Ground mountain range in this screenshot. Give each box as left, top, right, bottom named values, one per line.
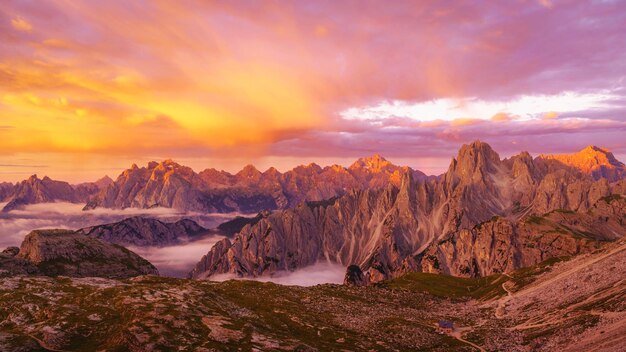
left=189, top=141, right=626, bottom=282
left=0, top=175, right=113, bottom=212
left=1, top=155, right=427, bottom=213
left=2, top=144, right=624, bottom=217
left=1, top=141, right=625, bottom=284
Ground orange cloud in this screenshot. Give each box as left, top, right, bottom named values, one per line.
left=543, top=111, right=560, bottom=119
left=491, top=112, right=512, bottom=122
left=450, top=118, right=484, bottom=126
left=10, top=17, right=32, bottom=32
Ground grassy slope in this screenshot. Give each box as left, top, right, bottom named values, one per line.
left=0, top=255, right=593, bottom=352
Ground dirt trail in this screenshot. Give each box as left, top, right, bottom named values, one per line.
left=450, top=326, right=486, bottom=352
left=495, top=278, right=513, bottom=319
left=433, top=323, right=486, bottom=352
left=27, top=334, right=68, bottom=352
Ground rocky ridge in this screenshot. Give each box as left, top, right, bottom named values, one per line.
left=77, top=216, right=208, bottom=247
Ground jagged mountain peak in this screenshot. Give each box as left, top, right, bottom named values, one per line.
left=349, top=153, right=393, bottom=172
left=326, top=164, right=350, bottom=173
left=577, top=145, right=623, bottom=164
left=457, top=140, right=500, bottom=160
left=448, top=140, right=501, bottom=181
left=153, top=159, right=186, bottom=171
left=293, top=163, right=322, bottom=173
left=538, top=145, right=625, bottom=180
left=236, top=164, right=262, bottom=179
left=159, top=158, right=179, bottom=167
left=263, top=166, right=282, bottom=176
left=581, top=145, right=610, bottom=154
left=94, top=175, right=114, bottom=188
left=240, top=164, right=260, bottom=172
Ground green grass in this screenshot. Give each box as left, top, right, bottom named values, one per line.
left=379, top=272, right=506, bottom=300
left=600, top=194, right=623, bottom=203
left=526, top=215, right=546, bottom=225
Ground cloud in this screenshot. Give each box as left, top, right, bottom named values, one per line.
left=128, top=236, right=225, bottom=278
left=537, top=0, right=553, bottom=9
left=543, top=111, right=560, bottom=119
left=491, top=113, right=513, bottom=122
left=210, top=262, right=346, bottom=287
left=340, top=92, right=618, bottom=123
left=10, top=17, right=32, bottom=32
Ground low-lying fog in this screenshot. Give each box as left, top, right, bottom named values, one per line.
left=210, top=262, right=347, bottom=286
left=0, top=202, right=346, bottom=285
left=127, top=237, right=225, bottom=277
left=0, top=202, right=235, bottom=276
left=0, top=202, right=237, bottom=248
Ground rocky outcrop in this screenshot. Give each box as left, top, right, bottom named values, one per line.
left=84, top=156, right=427, bottom=213
left=190, top=141, right=626, bottom=283
left=344, top=265, right=369, bottom=287
left=1, top=175, right=110, bottom=212
left=0, top=246, right=38, bottom=277
left=76, top=216, right=208, bottom=247
left=14, top=229, right=158, bottom=278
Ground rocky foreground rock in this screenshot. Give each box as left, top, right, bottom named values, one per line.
left=0, top=229, right=158, bottom=278
left=190, top=141, right=626, bottom=282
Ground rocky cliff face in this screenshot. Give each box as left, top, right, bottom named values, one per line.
left=0, top=182, right=14, bottom=202
left=419, top=195, right=625, bottom=277
left=13, top=229, right=158, bottom=278
left=84, top=156, right=426, bottom=213
left=76, top=217, right=208, bottom=247
left=1, top=175, right=110, bottom=212
left=190, top=141, right=626, bottom=282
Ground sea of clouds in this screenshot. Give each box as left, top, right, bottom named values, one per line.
left=0, top=202, right=346, bottom=285
left=0, top=202, right=233, bottom=276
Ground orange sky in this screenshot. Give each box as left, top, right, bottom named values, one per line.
left=1, top=1, right=625, bottom=182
